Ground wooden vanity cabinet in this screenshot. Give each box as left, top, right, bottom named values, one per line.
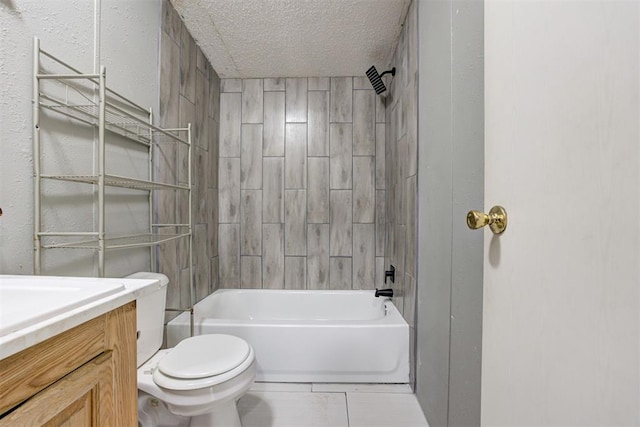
left=0, top=302, right=137, bottom=426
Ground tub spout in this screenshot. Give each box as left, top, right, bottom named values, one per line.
left=375, top=288, right=393, bottom=298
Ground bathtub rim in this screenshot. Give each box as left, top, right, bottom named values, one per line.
left=169, top=288, right=406, bottom=326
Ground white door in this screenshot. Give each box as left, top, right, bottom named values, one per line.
left=482, top=1, right=639, bottom=425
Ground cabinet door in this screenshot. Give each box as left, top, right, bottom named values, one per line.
left=0, top=352, right=114, bottom=426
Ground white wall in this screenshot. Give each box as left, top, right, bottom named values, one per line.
left=0, top=0, right=161, bottom=276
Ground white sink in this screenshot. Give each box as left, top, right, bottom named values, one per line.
left=0, top=276, right=124, bottom=337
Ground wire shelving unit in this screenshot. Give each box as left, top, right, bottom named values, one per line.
left=32, top=37, right=195, bottom=332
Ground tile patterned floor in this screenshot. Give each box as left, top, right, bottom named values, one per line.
left=238, top=383, right=429, bottom=427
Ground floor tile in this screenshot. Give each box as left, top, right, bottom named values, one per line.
left=311, top=383, right=413, bottom=394
left=238, top=391, right=348, bottom=427
left=251, top=382, right=312, bottom=392
left=347, top=393, right=429, bottom=427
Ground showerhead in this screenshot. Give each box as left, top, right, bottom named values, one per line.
left=366, top=66, right=396, bottom=94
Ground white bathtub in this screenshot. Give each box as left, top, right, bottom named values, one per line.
left=166, top=289, right=410, bottom=384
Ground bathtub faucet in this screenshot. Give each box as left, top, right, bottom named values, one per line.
left=375, top=288, right=394, bottom=298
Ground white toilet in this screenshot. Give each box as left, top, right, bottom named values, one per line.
left=129, top=272, right=256, bottom=427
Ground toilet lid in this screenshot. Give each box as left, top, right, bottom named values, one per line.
left=157, top=334, right=250, bottom=379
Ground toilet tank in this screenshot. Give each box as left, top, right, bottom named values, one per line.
left=126, top=272, right=168, bottom=367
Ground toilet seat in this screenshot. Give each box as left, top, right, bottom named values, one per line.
left=153, top=335, right=255, bottom=391
left=159, top=334, right=251, bottom=378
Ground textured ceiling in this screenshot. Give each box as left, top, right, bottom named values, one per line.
left=171, top=0, right=410, bottom=78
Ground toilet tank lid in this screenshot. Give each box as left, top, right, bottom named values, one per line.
left=125, top=272, right=169, bottom=287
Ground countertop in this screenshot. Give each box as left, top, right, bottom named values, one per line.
left=0, top=275, right=161, bottom=360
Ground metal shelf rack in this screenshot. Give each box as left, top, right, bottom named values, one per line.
left=32, top=36, right=194, bottom=323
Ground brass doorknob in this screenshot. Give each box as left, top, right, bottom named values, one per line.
left=466, top=206, right=507, bottom=234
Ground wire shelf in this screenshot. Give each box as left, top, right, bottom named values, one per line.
left=41, top=174, right=190, bottom=191
left=39, top=94, right=189, bottom=146
left=42, top=232, right=191, bottom=250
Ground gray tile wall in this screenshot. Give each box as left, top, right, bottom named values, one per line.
left=219, top=76, right=385, bottom=290
left=158, top=0, right=220, bottom=315
left=161, top=0, right=417, bottom=389
left=385, top=0, right=418, bottom=385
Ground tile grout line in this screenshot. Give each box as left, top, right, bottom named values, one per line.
left=345, top=391, right=351, bottom=427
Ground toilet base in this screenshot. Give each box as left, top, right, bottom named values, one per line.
left=189, top=401, right=241, bottom=427
left=138, top=392, right=189, bottom=427
left=138, top=391, right=241, bottom=427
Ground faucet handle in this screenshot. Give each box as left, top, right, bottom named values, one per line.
left=384, top=265, right=395, bottom=284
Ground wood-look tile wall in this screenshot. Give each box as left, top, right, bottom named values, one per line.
left=385, top=0, right=418, bottom=384
left=158, top=0, right=220, bottom=314
left=219, top=76, right=386, bottom=290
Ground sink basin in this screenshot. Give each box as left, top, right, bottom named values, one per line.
left=0, top=276, right=125, bottom=337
